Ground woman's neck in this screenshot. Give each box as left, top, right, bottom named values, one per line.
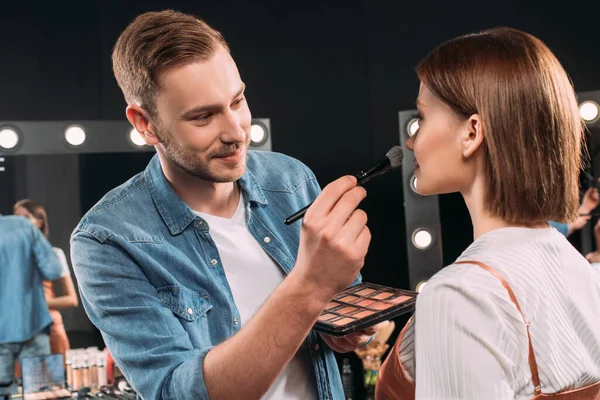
left=461, top=175, right=546, bottom=240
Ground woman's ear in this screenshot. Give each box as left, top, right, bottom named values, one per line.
left=461, top=114, right=484, bottom=158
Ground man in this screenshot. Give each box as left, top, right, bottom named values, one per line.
left=71, top=10, right=375, bottom=399
left=548, top=187, right=599, bottom=236
left=0, top=215, right=62, bottom=395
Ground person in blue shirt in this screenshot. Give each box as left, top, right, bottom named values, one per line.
left=0, top=215, right=62, bottom=395
left=71, top=10, right=376, bottom=400
left=549, top=187, right=599, bottom=236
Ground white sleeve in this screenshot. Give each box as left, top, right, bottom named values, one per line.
left=53, top=247, right=71, bottom=278
left=414, top=279, right=519, bottom=400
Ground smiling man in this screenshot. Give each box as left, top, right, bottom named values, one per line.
left=70, top=10, right=375, bottom=400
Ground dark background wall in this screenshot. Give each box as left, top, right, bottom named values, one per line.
left=1, top=0, right=598, bottom=396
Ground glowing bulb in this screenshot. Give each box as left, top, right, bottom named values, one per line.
left=580, top=101, right=599, bottom=122
left=129, top=128, right=146, bottom=146
left=410, top=175, right=419, bottom=194
left=415, top=280, right=428, bottom=293
left=407, top=119, right=419, bottom=137
left=65, top=125, right=86, bottom=146
left=250, top=124, right=266, bottom=144
left=412, top=228, right=433, bottom=249
left=0, top=128, right=19, bottom=150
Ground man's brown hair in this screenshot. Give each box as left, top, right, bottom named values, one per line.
left=417, top=27, right=584, bottom=224
left=112, top=10, right=228, bottom=116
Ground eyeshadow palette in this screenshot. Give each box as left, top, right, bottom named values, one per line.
left=312, top=282, right=417, bottom=337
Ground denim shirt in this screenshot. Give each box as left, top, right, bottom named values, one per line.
left=0, top=216, right=62, bottom=343
left=71, top=152, right=354, bottom=400
left=548, top=220, right=569, bottom=237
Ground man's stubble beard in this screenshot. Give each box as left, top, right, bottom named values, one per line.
left=156, top=124, right=248, bottom=183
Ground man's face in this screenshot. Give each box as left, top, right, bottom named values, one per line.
left=152, top=45, right=252, bottom=183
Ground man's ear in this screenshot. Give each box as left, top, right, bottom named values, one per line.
left=126, top=105, right=160, bottom=146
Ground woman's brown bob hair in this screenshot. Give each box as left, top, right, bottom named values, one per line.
left=417, top=27, right=584, bottom=224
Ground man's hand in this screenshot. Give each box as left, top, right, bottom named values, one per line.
left=580, top=187, right=600, bottom=215
left=571, top=188, right=600, bottom=233
left=570, top=214, right=592, bottom=232
left=320, top=325, right=379, bottom=353
left=294, top=176, right=371, bottom=303
left=585, top=251, right=600, bottom=263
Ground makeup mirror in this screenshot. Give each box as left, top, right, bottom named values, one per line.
left=0, top=118, right=271, bottom=347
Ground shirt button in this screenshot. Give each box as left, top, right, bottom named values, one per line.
left=233, top=317, right=239, bottom=325
left=187, top=308, right=193, bottom=315
left=211, top=259, right=218, bottom=265
left=314, top=344, right=320, bottom=351
left=264, top=237, right=271, bottom=244
left=195, top=220, right=203, bottom=227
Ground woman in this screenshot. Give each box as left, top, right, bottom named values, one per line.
left=14, top=200, right=78, bottom=360
left=376, top=28, right=600, bottom=399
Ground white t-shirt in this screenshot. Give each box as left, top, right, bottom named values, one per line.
left=195, top=195, right=317, bottom=400
left=53, top=247, right=71, bottom=278
left=399, top=227, right=600, bottom=399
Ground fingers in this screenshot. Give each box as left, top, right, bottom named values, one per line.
left=361, top=326, right=378, bottom=336
left=339, top=209, right=368, bottom=244
left=355, top=226, right=372, bottom=255
left=320, top=335, right=348, bottom=353
left=304, top=176, right=357, bottom=223
left=340, top=334, right=372, bottom=350
left=325, top=186, right=367, bottom=232
left=321, top=333, right=373, bottom=353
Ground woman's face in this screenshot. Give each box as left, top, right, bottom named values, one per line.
left=14, top=206, right=43, bottom=229
left=406, top=83, right=477, bottom=195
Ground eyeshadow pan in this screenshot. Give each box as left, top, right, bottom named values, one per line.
left=389, top=295, right=411, bottom=304
left=338, top=295, right=359, bottom=303
left=372, top=292, right=394, bottom=300
left=333, top=317, right=356, bottom=326
left=370, top=302, right=393, bottom=310
left=354, top=310, right=375, bottom=318
left=356, top=288, right=376, bottom=296
left=314, top=282, right=417, bottom=337
left=356, top=299, right=375, bottom=307
left=318, top=313, right=337, bottom=322
left=337, top=306, right=358, bottom=314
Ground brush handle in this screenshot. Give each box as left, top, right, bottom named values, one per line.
left=283, top=203, right=311, bottom=225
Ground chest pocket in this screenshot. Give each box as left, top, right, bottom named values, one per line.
left=157, top=285, right=212, bottom=322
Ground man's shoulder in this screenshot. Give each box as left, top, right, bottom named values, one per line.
left=0, top=215, right=31, bottom=231
left=246, top=151, right=318, bottom=192
left=0, top=216, right=35, bottom=249
left=73, top=172, right=152, bottom=241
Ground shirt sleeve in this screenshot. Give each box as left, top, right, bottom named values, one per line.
left=71, top=230, right=214, bottom=400
left=30, top=221, right=62, bottom=280
left=53, top=247, right=71, bottom=278
left=413, top=280, right=517, bottom=400
left=548, top=221, right=569, bottom=237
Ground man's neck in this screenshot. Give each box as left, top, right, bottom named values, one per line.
left=159, top=155, right=241, bottom=219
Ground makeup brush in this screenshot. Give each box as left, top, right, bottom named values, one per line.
left=284, top=146, right=404, bottom=225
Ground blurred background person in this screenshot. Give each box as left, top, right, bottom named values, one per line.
left=0, top=214, right=62, bottom=396
left=14, top=200, right=78, bottom=361
left=548, top=187, right=599, bottom=236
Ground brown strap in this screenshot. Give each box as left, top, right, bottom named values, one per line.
left=376, top=316, right=416, bottom=400
left=455, top=260, right=542, bottom=396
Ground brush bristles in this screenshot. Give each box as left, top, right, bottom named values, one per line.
left=385, top=146, right=404, bottom=168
